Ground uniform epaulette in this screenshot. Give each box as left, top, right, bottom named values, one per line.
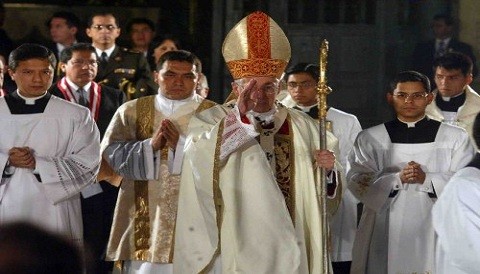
left=120, top=47, right=141, bottom=54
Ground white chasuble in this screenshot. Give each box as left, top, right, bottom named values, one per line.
left=348, top=123, right=474, bottom=274
left=0, top=96, right=100, bottom=245
left=174, top=103, right=342, bottom=274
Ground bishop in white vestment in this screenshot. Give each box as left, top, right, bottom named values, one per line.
left=174, top=11, right=342, bottom=274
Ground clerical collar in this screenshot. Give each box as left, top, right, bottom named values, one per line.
left=16, top=90, right=48, bottom=105
left=385, top=116, right=441, bottom=143
left=295, top=103, right=317, bottom=112
left=441, top=89, right=464, bottom=102
left=5, top=90, right=51, bottom=114
left=95, top=45, right=115, bottom=59
left=436, top=90, right=466, bottom=111
left=397, top=115, right=426, bottom=128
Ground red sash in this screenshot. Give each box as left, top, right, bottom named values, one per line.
left=56, top=77, right=102, bottom=121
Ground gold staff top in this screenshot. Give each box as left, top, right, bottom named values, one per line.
left=317, top=39, right=332, bottom=120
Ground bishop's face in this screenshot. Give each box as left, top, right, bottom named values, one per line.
left=9, top=58, right=54, bottom=98
left=233, top=76, right=279, bottom=113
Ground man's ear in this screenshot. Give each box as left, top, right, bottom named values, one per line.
left=426, top=92, right=434, bottom=105
left=86, top=27, right=92, bottom=38
left=466, top=73, right=474, bottom=86
left=7, top=69, right=15, bottom=81
left=386, top=92, right=393, bottom=105
left=60, top=62, right=67, bottom=73
left=70, top=26, right=78, bottom=36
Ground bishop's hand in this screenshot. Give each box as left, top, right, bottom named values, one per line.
left=314, top=149, right=335, bottom=172
left=236, top=79, right=257, bottom=116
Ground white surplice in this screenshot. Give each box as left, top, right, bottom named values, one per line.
left=327, top=107, right=362, bottom=263
left=347, top=123, right=475, bottom=274
left=432, top=166, right=480, bottom=274
left=0, top=95, right=100, bottom=244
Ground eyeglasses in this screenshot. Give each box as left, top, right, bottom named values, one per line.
left=70, top=59, right=99, bottom=67
left=237, top=83, right=278, bottom=95
left=392, top=92, right=428, bottom=101
left=287, top=81, right=316, bottom=89
left=91, top=24, right=117, bottom=31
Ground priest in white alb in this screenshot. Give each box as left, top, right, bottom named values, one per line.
left=0, top=43, right=100, bottom=247
left=348, top=71, right=475, bottom=274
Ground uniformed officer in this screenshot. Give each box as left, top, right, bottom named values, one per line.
left=86, top=12, right=157, bottom=100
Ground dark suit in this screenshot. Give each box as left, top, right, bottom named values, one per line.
left=50, top=82, right=125, bottom=138
left=44, top=41, right=61, bottom=60
left=50, top=82, right=125, bottom=274
left=95, top=46, right=157, bottom=101
left=412, top=38, right=478, bottom=86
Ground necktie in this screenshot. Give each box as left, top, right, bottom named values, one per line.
left=436, top=40, right=446, bottom=57
left=100, top=52, right=108, bottom=70
left=77, top=88, right=88, bottom=107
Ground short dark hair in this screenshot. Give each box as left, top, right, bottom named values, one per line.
left=0, top=222, right=83, bottom=274
left=389, top=71, right=431, bottom=93
left=8, top=43, right=57, bottom=71
left=433, top=13, right=454, bottom=26
left=46, top=11, right=81, bottom=29
left=284, top=62, right=319, bottom=82
left=434, top=51, right=473, bottom=76
left=60, top=43, right=96, bottom=63
left=126, top=17, right=155, bottom=33
left=473, top=113, right=480, bottom=148
left=87, top=12, right=118, bottom=28
left=157, top=50, right=197, bottom=71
